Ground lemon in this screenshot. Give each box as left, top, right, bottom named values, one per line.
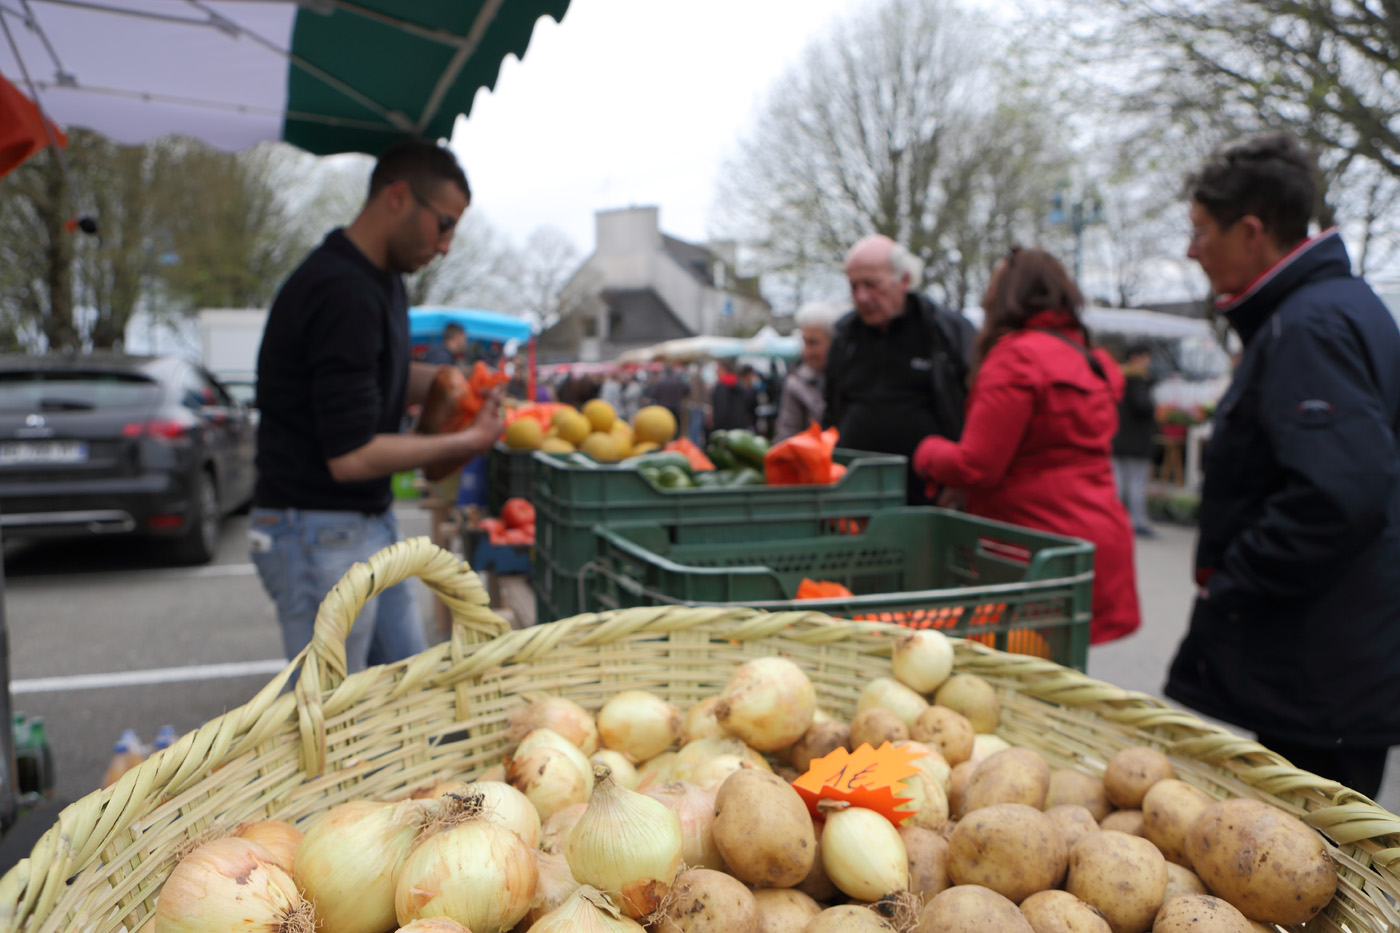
left=540, top=436, right=576, bottom=454
left=633, top=405, right=678, bottom=445
left=552, top=407, right=592, bottom=445
left=610, top=419, right=634, bottom=456
left=583, top=398, right=617, bottom=433
left=630, top=441, right=661, bottom=455
left=580, top=431, right=624, bottom=463
left=503, top=417, right=544, bottom=450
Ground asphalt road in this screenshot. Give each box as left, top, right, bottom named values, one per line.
left=0, top=510, right=1393, bottom=874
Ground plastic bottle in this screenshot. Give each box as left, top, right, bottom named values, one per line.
left=101, top=729, right=147, bottom=789
left=152, top=725, right=178, bottom=753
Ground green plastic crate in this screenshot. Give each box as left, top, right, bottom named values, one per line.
left=488, top=444, right=534, bottom=515
left=391, top=470, right=421, bottom=501
left=587, top=507, right=1095, bottom=670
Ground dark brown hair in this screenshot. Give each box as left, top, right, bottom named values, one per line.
left=1185, top=132, right=1314, bottom=247
left=976, top=247, right=1087, bottom=363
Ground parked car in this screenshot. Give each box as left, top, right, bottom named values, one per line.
left=0, top=354, right=256, bottom=564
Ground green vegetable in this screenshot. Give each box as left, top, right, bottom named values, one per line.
left=706, top=431, right=738, bottom=470
left=725, top=430, right=770, bottom=470
left=726, top=466, right=767, bottom=486
left=622, top=451, right=693, bottom=475
left=692, top=471, right=727, bottom=488
left=654, top=464, right=693, bottom=489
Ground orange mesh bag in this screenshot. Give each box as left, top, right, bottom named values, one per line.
left=795, top=578, right=854, bottom=600
left=765, top=423, right=841, bottom=486
left=417, top=362, right=510, bottom=480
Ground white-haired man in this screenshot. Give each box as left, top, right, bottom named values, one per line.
left=774, top=299, right=846, bottom=440
left=823, top=234, right=975, bottom=504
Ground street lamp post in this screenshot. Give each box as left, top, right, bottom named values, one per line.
left=1049, top=184, right=1104, bottom=284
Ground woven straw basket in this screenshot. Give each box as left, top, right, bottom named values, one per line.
left=1, top=537, right=1397, bottom=933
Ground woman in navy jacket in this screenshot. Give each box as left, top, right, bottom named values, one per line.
left=1165, top=134, right=1400, bottom=798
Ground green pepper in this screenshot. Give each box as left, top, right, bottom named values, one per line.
left=726, top=466, right=766, bottom=486
left=692, top=470, right=727, bottom=488
left=622, top=451, right=693, bottom=475
left=638, top=466, right=663, bottom=489
left=655, top=464, right=693, bottom=489
left=725, top=430, right=770, bottom=470
left=706, top=431, right=738, bottom=470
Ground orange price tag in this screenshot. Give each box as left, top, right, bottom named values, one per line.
left=790, top=742, right=924, bottom=826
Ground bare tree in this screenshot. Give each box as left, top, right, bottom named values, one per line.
left=716, top=0, right=1071, bottom=310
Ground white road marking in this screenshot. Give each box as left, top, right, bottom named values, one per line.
left=12, top=659, right=290, bottom=694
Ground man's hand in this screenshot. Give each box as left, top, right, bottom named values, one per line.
left=457, top=386, right=506, bottom=458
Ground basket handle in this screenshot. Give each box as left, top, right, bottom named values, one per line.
left=298, top=536, right=508, bottom=696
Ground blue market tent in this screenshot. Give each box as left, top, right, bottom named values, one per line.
left=409, top=307, right=534, bottom=346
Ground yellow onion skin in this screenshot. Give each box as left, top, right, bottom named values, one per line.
left=529, top=885, right=647, bottom=932
left=233, top=819, right=302, bottom=876
left=715, top=657, right=816, bottom=751
left=566, top=768, right=684, bottom=918
left=395, top=819, right=537, bottom=933
left=508, top=696, right=599, bottom=754
left=154, top=837, right=309, bottom=933
left=295, top=800, right=427, bottom=933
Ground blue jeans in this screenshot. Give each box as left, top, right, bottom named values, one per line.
left=248, top=508, right=427, bottom=673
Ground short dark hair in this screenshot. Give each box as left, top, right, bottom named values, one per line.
left=443, top=323, right=465, bottom=340
left=1185, top=133, right=1314, bottom=247
left=1126, top=343, right=1152, bottom=359
left=977, top=247, right=1086, bottom=362
left=369, top=137, right=471, bottom=202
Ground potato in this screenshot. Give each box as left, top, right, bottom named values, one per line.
left=1066, top=830, right=1168, bottom=933
left=1046, top=769, right=1112, bottom=821
left=899, top=824, right=950, bottom=901
left=752, top=888, right=821, bottom=933
left=948, top=760, right=976, bottom=819
left=1185, top=799, right=1337, bottom=925
left=794, top=831, right=839, bottom=902
left=712, top=770, right=816, bottom=887
left=1045, top=804, right=1100, bottom=852
left=805, top=905, right=895, bottom=931
left=1103, top=748, right=1175, bottom=809
left=1020, top=889, right=1112, bottom=933
left=849, top=708, right=909, bottom=749
left=1100, top=809, right=1145, bottom=836
left=789, top=721, right=850, bottom=773
left=934, top=674, right=1000, bottom=733
left=1162, top=862, right=1209, bottom=903
left=1141, top=780, right=1212, bottom=867
left=918, top=885, right=1033, bottom=933
left=1151, top=894, right=1251, bottom=933
left=963, top=747, right=1051, bottom=812
left=910, top=706, right=976, bottom=764
left=652, top=869, right=759, bottom=933
left=948, top=803, right=1067, bottom=903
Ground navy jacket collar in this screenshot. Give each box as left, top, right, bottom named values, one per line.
left=1218, top=228, right=1353, bottom=345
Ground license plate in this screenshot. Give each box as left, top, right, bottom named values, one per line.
left=0, top=441, right=89, bottom=465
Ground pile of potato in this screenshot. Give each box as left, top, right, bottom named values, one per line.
left=152, top=630, right=1343, bottom=933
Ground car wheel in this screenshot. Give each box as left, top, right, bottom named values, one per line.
left=172, top=470, right=220, bottom=565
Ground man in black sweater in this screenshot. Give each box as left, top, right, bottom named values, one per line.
left=250, top=138, right=503, bottom=672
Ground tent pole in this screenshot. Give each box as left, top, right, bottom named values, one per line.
left=527, top=337, right=537, bottom=402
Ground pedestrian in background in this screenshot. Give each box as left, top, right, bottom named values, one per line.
left=1113, top=344, right=1159, bottom=538
left=1164, top=133, right=1400, bottom=798
left=709, top=358, right=757, bottom=434
left=775, top=299, right=845, bottom=440
left=913, top=247, right=1141, bottom=645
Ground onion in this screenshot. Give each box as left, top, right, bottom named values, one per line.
left=508, top=696, right=599, bottom=754
left=821, top=806, right=909, bottom=901
left=523, top=848, right=581, bottom=926
left=394, top=802, right=537, bottom=932
left=155, top=836, right=313, bottom=933
left=566, top=766, right=683, bottom=918
left=682, top=696, right=729, bottom=743
left=515, top=728, right=595, bottom=795
left=651, top=868, right=760, bottom=933
left=591, top=749, right=639, bottom=789
left=894, top=768, right=949, bottom=830
left=478, top=762, right=507, bottom=782
left=891, top=630, right=954, bottom=694
left=790, top=720, right=851, bottom=773
left=895, top=740, right=952, bottom=792
left=296, top=799, right=430, bottom=933
left=507, top=746, right=590, bottom=821
left=714, top=657, right=816, bottom=751
left=969, top=733, right=1011, bottom=764
left=597, top=690, right=682, bottom=761
left=672, top=737, right=771, bottom=786
left=539, top=801, right=588, bottom=853
left=447, top=780, right=541, bottom=847
left=856, top=677, right=929, bottom=728
left=395, top=921, right=471, bottom=933
left=642, top=781, right=724, bottom=870
left=528, top=885, right=646, bottom=932
left=636, top=750, right=678, bottom=789
left=233, top=819, right=301, bottom=876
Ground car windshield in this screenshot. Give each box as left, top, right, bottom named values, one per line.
left=0, top=371, right=162, bottom=412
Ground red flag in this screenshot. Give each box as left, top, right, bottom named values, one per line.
left=0, top=73, right=67, bottom=179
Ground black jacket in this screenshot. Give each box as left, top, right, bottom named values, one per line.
left=1112, top=373, right=1156, bottom=459
left=1164, top=231, right=1400, bottom=748
left=823, top=293, right=976, bottom=442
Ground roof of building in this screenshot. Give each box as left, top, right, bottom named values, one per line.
left=600, top=287, right=694, bottom=342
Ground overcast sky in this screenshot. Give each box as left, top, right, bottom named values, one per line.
left=450, top=0, right=1011, bottom=255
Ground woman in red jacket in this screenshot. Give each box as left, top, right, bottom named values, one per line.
left=914, top=248, right=1141, bottom=644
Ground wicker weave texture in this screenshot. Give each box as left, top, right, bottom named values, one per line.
left=0, top=538, right=1396, bottom=933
